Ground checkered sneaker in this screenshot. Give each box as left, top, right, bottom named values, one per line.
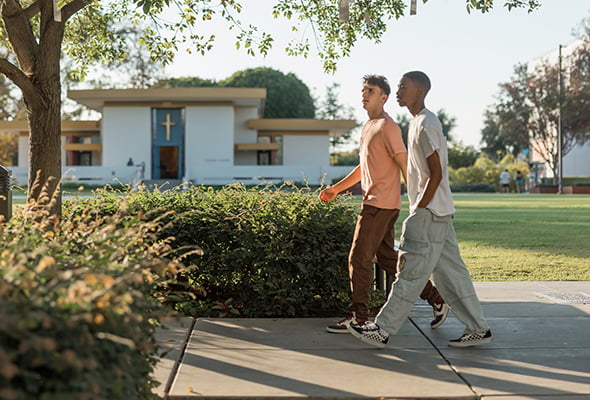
left=448, top=329, right=493, bottom=348
left=347, top=320, right=389, bottom=349
left=326, top=313, right=357, bottom=334
left=430, top=302, right=450, bottom=329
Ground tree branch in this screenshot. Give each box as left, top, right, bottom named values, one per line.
left=1, top=0, right=38, bottom=76
left=0, top=57, right=36, bottom=97
left=22, top=0, right=41, bottom=19
left=60, top=0, right=92, bottom=22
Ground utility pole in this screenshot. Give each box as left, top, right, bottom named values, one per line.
left=557, top=44, right=564, bottom=194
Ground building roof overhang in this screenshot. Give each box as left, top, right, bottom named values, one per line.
left=248, top=118, right=357, bottom=137
left=67, top=87, right=267, bottom=113
left=0, top=120, right=100, bottom=135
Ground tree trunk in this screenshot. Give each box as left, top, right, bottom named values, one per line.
left=24, top=0, right=64, bottom=219
left=25, top=76, right=62, bottom=217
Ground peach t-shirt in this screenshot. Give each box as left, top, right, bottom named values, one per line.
left=359, top=112, right=406, bottom=209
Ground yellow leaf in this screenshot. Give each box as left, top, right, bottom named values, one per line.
left=84, top=273, right=98, bottom=285
left=36, top=256, right=56, bottom=273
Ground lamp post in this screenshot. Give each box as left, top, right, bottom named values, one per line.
left=557, top=44, right=564, bottom=194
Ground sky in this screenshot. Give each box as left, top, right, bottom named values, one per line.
left=166, top=0, right=590, bottom=150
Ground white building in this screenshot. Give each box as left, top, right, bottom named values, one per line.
left=2, top=87, right=356, bottom=187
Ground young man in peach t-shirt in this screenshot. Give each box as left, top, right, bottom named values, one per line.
left=319, top=75, right=448, bottom=333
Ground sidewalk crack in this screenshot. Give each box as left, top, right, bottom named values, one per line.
left=408, top=316, right=480, bottom=399
left=163, top=317, right=196, bottom=399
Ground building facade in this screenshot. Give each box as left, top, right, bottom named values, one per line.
left=2, top=87, right=357, bottom=187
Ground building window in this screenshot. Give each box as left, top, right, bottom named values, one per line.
left=257, top=151, right=271, bottom=165
left=257, top=135, right=283, bottom=165
left=66, top=151, right=92, bottom=166
left=79, top=151, right=92, bottom=166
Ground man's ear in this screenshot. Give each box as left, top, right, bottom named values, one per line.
left=418, top=87, right=427, bottom=99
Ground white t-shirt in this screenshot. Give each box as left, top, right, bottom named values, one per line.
left=407, top=108, right=455, bottom=216
left=500, top=171, right=510, bottom=185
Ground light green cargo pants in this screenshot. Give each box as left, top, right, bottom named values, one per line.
left=375, top=207, right=490, bottom=335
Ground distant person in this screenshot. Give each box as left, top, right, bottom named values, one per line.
left=515, top=170, right=524, bottom=193
left=319, top=74, right=449, bottom=335
left=127, top=157, right=134, bottom=166
left=500, top=169, right=510, bottom=193
left=138, top=161, right=145, bottom=180
left=348, top=71, right=491, bottom=348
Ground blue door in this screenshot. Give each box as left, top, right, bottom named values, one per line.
left=152, top=108, right=184, bottom=179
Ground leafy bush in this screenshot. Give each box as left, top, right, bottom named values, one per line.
left=68, top=183, right=357, bottom=318
left=0, top=201, right=182, bottom=400
left=449, top=154, right=530, bottom=191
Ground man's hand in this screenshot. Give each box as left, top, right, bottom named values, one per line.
left=318, top=165, right=360, bottom=203
left=318, top=187, right=338, bottom=203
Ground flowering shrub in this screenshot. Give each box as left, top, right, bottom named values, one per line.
left=0, top=201, right=183, bottom=400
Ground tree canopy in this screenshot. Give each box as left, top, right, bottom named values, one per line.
left=0, top=0, right=543, bottom=217
left=155, top=67, right=316, bottom=118
left=314, top=82, right=358, bottom=151
left=221, top=68, right=315, bottom=118
left=481, top=19, right=590, bottom=177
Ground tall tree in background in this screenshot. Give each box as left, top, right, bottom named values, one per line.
left=315, top=82, right=357, bottom=151
left=0, top=0, right=541, bottom=217
left=437, top=109, right=457, bottom=142
left=481, top=21, right=590, bottom=178
left=62, top=25, right=166, bottom=121
left=221, top=67, right=315, bottom=118
left=154, top=67, right=316, bottom=118
left=77, top=25, right=166, bottom=90
left=152, top=76, right=218, bottom=88
left=480, top=109, right=516, bottom=160
left=480, top=64, right=531, bottom=160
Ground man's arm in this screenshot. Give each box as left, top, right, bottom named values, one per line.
left=393, top=151, right=408, bottom=185
left=417, top=150, right=442, bottom=208
left=318, top=165, right=361, bottom=203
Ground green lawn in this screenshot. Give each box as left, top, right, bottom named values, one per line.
left=349, top=194, right=590, bottom=281
left=452, top=195, right=590, bottom=281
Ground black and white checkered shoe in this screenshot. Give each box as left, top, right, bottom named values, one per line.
left=326, top=313, right=361, bottom=334
left=431, top=302, right=450, bottom=329
left=347, top=320, right=389, bottom=348
left=448, top=329, right=492, bottom=347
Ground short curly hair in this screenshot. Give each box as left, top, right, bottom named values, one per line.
left=362, top=74, right=391, bottom=96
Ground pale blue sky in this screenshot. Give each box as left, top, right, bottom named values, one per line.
left=166, top=0, right=590, bottom=149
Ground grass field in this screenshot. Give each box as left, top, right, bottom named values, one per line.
left=451, top=195, right=590, bottom=281
left=354, top=194, right=590, bottom=281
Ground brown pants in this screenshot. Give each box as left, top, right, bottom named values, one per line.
left=348, top=205, right=441, bottom=319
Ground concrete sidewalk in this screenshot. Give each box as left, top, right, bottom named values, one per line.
left=153, top=281, right=590, bottom=400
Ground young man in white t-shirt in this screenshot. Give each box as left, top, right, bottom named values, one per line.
left=348, top=71, right=492, bottom=348
left=319, top=75, right=449, bottom=334
left=500, top=169, right=511, bottom=193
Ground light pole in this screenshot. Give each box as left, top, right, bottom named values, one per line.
left=557, top=44, right=564, bottom=194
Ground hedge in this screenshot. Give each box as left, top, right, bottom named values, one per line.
left=67, top=183, right=357, bottom=318
left=450, top=183, right=496, bottom=193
